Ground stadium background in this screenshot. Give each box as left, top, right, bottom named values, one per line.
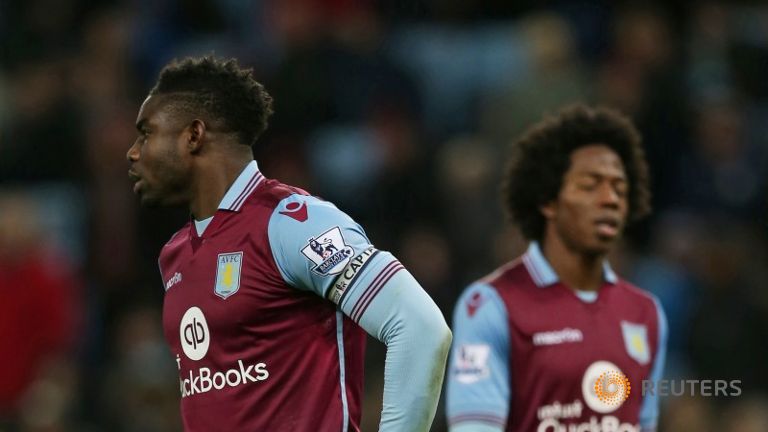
left=1, top=0, right=767, bottom=430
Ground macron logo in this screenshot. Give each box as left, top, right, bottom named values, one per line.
left=279, top=201, right=308, bottom=222
left=533, top=328, right=583, bottom=346
left=165, top=272, right=183, bottom=290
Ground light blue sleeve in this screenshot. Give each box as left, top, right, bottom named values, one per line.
left=639, top=296, right=668, bottom=431
left=347, top=267, right=452, bottom=431
left=268, top=193, right=452, bottom=431
left=446, top=283, right=509, bottom=431
left=267, top=194, right=375, bottom=299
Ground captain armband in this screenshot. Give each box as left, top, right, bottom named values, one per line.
left=327, top=246, right=378, bottom=305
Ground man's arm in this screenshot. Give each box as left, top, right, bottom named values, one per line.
left=446, top=283, right=510, bottom=432
left=340, top=262, right=452, bottom=431
left=268, top=194, right=451, bottom=431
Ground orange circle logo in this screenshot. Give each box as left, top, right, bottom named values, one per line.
left=594, top=370, right=631, bottom=405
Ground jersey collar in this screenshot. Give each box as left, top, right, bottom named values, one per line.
left=217, top=160, right=265, bottom=212
left=522, top=241, right=618, bottom=288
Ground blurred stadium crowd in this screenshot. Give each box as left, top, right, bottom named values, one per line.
left=1, top=1, right=767, bottom=431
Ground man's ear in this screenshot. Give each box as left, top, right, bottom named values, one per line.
left=188, top=119, right=206, bottom=154
left=540, top=200, right=557, bottom=220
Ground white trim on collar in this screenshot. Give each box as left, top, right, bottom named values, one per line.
left=522, top=241, right=618, bottom=287
left=218, top=160, right=264, bottom=211
left=522, top=241, right=559, bottom=287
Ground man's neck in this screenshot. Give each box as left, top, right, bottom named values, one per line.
left=190, top=157, right=252, bottom=220
left=541, top=233, right=605, bottom=292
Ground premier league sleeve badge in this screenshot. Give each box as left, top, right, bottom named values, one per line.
left=300, top=226, right=354, bottom=276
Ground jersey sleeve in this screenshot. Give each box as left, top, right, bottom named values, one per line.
left=639, top=296, right=668, bottom=432
left=267, top=194, right=383, bottom=300
left=269, top=193, right=452, bottom=431
left=447, top=282, right=510, bottom=431
left=347, top=265, right=452, bottom=431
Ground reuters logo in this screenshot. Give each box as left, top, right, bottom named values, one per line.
left=594, top=370, right=631, bottom=406
left=581, top=361, right=630, bottom=413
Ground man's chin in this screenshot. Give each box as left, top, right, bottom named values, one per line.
left=588, top=235, right=618, bottom=255
left=138, top=192, right=164, bottom=207
left=139, top=193, right=187, bottom=208
left=139, top=197, right=161, bottom=207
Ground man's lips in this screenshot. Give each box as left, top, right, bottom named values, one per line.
left=128, top=170, right=143, bottom=193
left=594, top=217, right=620, bottom=237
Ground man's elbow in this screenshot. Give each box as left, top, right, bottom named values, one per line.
left=420, top=311, right=452, bottom=358
left=438, top=319, right=453, bottom=356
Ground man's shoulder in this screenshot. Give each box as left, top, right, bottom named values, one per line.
left=611, top=278, right=662, bottom=314
left=161, top=223, right=190, bottom=255
left=247, top=179, right=360, bottom=233
left=242, top=178, right=312, bottom=213
left=454, top=258, right=535, bottom=318
left=158, top=223, right=191, bottom=275
left=234, top=179, right=321, bottom=231
left=478, top=257, right=535, bottom=296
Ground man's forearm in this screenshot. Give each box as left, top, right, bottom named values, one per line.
left=352, top=267, right=452, bottom=431
left=378, top=298, right=451, bottom=431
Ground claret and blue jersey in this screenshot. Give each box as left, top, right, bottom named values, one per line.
left=447, top=242, right=667, bottom=432
left=158, top=161, right=416, bottom=431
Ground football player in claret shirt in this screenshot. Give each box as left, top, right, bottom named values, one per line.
left=446, top=105, right=667, bottom=432
left=126, top=56, right=452, bottom=432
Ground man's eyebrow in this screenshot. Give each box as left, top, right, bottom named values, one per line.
left=579, top=171, right=627, bottom=180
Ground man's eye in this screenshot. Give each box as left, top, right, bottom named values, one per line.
left=614, top=182, right=628, bottom=196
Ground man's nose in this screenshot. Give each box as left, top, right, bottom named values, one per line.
left=126, top=142, right=139, bottom=162
left=598, top=183, right=620, bottom=207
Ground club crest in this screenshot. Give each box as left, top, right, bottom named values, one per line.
left=301, top=226, right=354, bottom=275
left=214, top=252, right=243, bottom=299
left=621, top=321, right=650, bottom=365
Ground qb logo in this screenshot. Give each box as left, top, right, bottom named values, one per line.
left=180, top=307, right=210, bottom=361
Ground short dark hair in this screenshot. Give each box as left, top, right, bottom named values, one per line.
left=502, top=104, right=651, bottom=241
left=150, top=56, right=274, bottom=146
